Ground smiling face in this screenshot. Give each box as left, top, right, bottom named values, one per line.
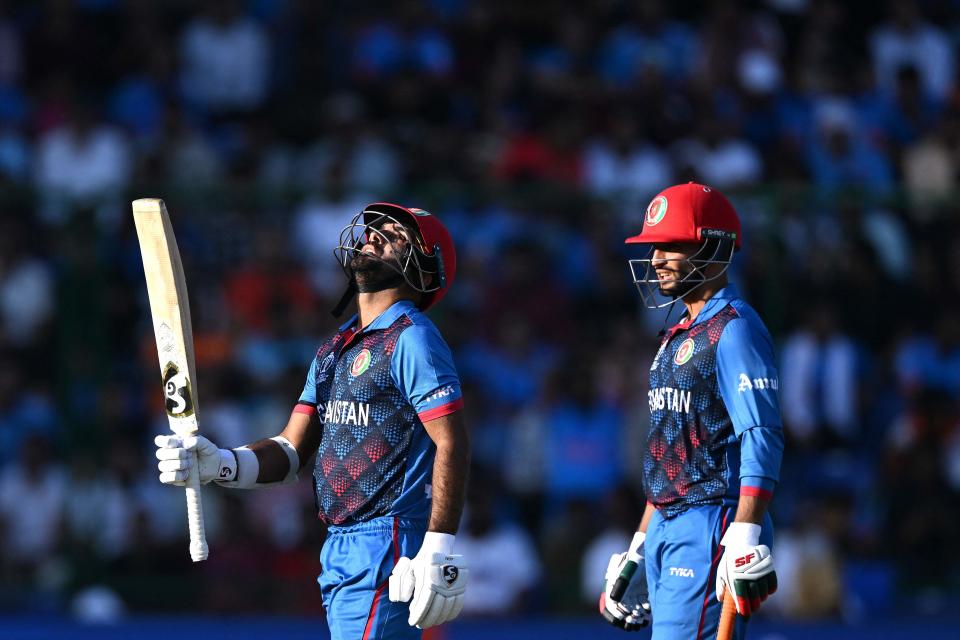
left=650, top=242, right=702, bottom=297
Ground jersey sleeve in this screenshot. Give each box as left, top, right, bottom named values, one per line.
left=716, top=316, right=784, bottom=498
left=391, top=324, right=463, bottom=422
left=295, top=354, right=319, bottom=417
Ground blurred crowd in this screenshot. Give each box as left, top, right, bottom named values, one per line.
left=2, top=0, right=960, bottom=624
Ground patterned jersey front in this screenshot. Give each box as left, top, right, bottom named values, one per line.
left=296, top=300, right=463, bottom=525
left=644, top=286, right=783, bottom=518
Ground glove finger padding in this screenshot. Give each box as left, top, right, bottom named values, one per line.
left=158, top=469, right=189, bottom=485
left=388, top=556, right=414, bottom=603
left=717, top=544, right=776, bottom=617
left=156, top=447, right=190, bottom=461
left=416, top=588, right=447, bottom=629
left=407, top=553, right=468, bottom=629
left=156, top=435, right=193, bottom=485
left=158, top=458, right=192, bottom=473
left=600, top=550, right=651, bottom=631
left=154, top=434, right=183, bottom=449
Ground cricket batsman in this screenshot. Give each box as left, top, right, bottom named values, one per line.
left=155, top=203, right=470, bottom=639
left=599, top=183, right=783, bottom=639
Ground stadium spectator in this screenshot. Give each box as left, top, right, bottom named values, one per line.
left=0, top=435, right=66, bottom=573
left=780, top=304, right=860, bottom=447
left=583, top=111, right=672, bottom=210
left=456, top=478, right=541, bottom=616
left=179, top=0, right=270, bottom=113
left=870, top=0, right=954, bottom=101
left=0, top=223, right=53, bottom=346
left=33, top=99, right=131, bottom=223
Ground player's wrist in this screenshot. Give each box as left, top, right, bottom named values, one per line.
left=216, top=448, right=238, bottom=482
left=721, top=521, right=761, bottom=547
left=419, top=531, right=455, bottom=557
left=216, top=446, right=259, bottom=488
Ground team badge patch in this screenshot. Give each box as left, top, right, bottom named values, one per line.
left=317, top=353, right=335, bottom=383
left=645, top=195, right=668, bottom=226
left=673, top=338, right=695, bottom=365
left=350, top=349, right=372, bottom=376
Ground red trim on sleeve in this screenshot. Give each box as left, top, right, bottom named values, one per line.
left=292, top=403, right=316, bottom=417
left=740, top=485, right=774, bottom=501
left=418, top=398, right=464, bottom=423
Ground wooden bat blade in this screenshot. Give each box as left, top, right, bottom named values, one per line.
left=133, top=198, right=208, bottom=562
left=133, top=198, right=200, bottom=436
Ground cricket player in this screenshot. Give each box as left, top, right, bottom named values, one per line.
left=155, top=203, right=470, bottom=640
left=599, top=183, right=783, bottom=639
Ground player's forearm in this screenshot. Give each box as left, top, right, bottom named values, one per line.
left=425, top=419, right=470, bottom=534
left=248, top=439, right=293, bottom=483
left=233, top=411, right=320, bottom=484
left=732, top=494, right=769, bottom=525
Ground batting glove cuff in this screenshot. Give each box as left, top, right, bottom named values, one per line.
left=418, top=531, right=455, bottom=558
left=721, top=522, right=761, bottom=547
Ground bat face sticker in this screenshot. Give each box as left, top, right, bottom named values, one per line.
left=163, top=362, right=194, bottom=417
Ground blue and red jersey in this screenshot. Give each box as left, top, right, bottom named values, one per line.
left=296, top=300, right=463, bottom=525
left=644, top=285, right=783, bottom=517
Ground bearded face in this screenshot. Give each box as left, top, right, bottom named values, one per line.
left=350, top=251, right=405, bottom=292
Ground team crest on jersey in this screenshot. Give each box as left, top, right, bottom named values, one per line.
left=350, top=349, right=372, bottom=376
left=673, top=338, right=695, bottom=365
left=645, top=195, right=668, bottom=226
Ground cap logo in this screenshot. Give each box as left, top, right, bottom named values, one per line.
left=674, top=338, right=695, bottom=365
left=408, top=208, right=431, bottom=217
left=351, top=349, right=372, bottom=376
left=645, top=196, right=668, bottom=226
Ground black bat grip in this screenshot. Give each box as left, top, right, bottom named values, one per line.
left=610, top=576, right=630, bottom=601
left=609, top=559, right=638, bottom=601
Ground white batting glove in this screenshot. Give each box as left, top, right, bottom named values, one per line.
left=388, top=532, right=468, bottom=629
left=600, top=531, right=651, bottom=631
left=155, top=434, right=237, bottom=485
left=715, top=522, right=777, bottom=617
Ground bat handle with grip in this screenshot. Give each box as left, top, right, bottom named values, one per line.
left=717, top=589, right=737, bottom=640
left=185, top=449, right=208, bottom=561
left=609, top=559, right=637, bottom=601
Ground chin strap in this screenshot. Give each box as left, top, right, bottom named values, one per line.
left=331, top=281, right=357, bottom=318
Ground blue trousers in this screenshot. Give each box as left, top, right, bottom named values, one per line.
left=318, top=517, right=426, bottom=640
left=645, top=505, right=774, bottom=640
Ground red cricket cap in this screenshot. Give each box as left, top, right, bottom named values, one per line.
left=624, top=182, right=742, bottom=250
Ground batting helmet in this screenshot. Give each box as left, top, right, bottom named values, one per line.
left=334, top=202, right=456, bottom=312
left=625, top=183, right=741, bottom=308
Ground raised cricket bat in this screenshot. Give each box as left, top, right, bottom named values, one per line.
left=717, top=589, right=737, bottom=640
left=133, top=198, right=208, bottom=562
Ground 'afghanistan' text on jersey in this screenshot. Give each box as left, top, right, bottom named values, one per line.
left=296, top=300, right=463, bottom=525
left=644, top=286, right=783, bottom=518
